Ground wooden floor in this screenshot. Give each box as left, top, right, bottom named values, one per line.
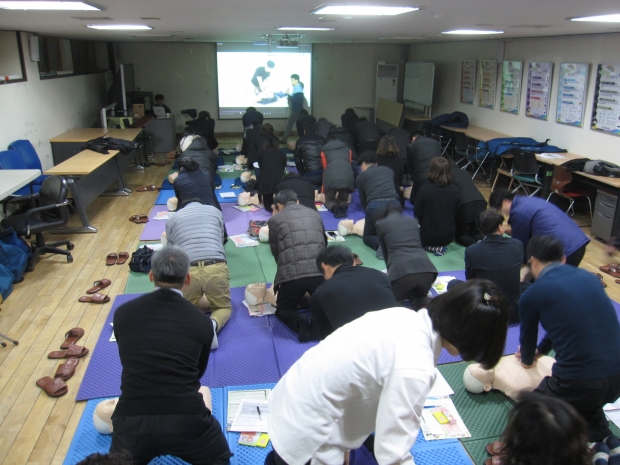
left=0, top=144, right=617, bottom=465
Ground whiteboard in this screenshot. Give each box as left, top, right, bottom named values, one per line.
left=404, top=62, right=435, bottom=106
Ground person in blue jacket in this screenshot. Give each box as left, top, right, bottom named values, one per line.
left=489, top=190, right=590, bottom=266
left=281, top=74, right=304, bottom=145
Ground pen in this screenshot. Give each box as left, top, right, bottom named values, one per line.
left=256, top=406, right=262, bottom=420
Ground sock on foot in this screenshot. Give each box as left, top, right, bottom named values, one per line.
left=592, top=442, right=610, bottom=465
left=606, top=436, right=620, bottom=464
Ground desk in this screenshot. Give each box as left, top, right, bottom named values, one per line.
left=50, top=128, right=110, bottom=165
left=145, top=116, right=176, bottom=152
left=106, top=128, right=142, bottom=141
left=440, top=124, right=511, bottom=142
left=45, top=149, right=131, bottom=233
left=0, top=170, right=41, bottom=200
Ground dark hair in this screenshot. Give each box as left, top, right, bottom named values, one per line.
left=376, top=135, right=399, bottom=158
left=357, top=150, right=378, bottom=165
left=260, top=123, right=279, bottom=150
left=291, top=73, right=300, bottom=81
left=76, top=451, right=133, bottom=465
left=477, top=210, right=505, bottom=236
left=182, top=126, right=195, bottom=137
left=306, top=121, right=317, bottom=134
left=178, top=157, right=200, bottom=172
left=373, top=201, right=403, bottom=223
left=151, top=245, right=190, bottom=285
left=154, top=94, right=164, bottom=101
left=267, top=60, right=275, bottom=68
left=410, top=130, right=424, bottom=139
left=198, top=111, right=210, bottom=119
left=261, top=123, right=275, bottom=136
left=345, top=108, right=356, bottom=114
left=316, top=245, right=354, bottom=272
left=500, top=392, right=590, bottom=465
left=281, top=172, right=300, bottom=181
left=428, top=279, right=509, bottom=369
left=246, top=106, right=256, bottom=112
left=525, top=235, right=564, bottom=263
left=300, top=109, right=308, bottom=116
left=274, top=189, right=298, bottom=206
left=489, top=189, right=516, bottom=210
left=428, top=157, right=452, bottom=186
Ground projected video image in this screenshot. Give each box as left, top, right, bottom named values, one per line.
left=217, top=43, right=312, bottom=119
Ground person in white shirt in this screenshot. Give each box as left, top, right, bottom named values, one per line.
left=266, top=279, right=509, bottom=465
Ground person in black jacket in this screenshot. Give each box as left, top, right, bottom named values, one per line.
left=111, top=245, right=232, bottom=464
left=414, top=157, right=460, bottom=255
left=451, top=164, right=487, bottom=247
left=173, top=158, right=221, bottom=211
left=341, top=108, right=359, bottom=137
left=449, top=210, right=524, bottom=324
left=304, top=245, right=396, bottom=342
left=188, top=111, right=218, bottom=151
left=321, top=137, right=354, bottom=218
left=316, top=118, right=335, bottom=140
left=387, top=127, right=410, bottom=175
left=294, top=121, right=325, bottom=187
left=296, top=110, right=316, bottom=138
left=355, top=118, right=382, bottom=153
left=407, top=131, right=441, bottom=203
left=179, top=135, right=218, bottom=182
left=276, top=173, right=316, bottom=210
left=376, top=135, right=405, bottom=206
left=327, top=125, right=356, bottom=158
left=256, top=124, right=287, bottom=212
left=376, top=203, right=438, bottom=310
left=241, top=107, right=264, bottom=155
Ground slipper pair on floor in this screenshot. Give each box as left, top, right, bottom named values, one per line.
left=78, top=279, right=112, bottom=304
left=129, top=214, right=149, bottom=224
left=154, top=160, right=172, bottom=166
left=106, top=252, right=129, bottom=266
left=599, top=265, right=620, bottom=284
left=37, top=328, right=88, bottom=397
left=136, top=184, right=160, bottom=192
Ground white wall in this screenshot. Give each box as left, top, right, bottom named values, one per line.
left=408, top=33, right=620, bottom=163
left=0, top=32, right=108, bottom=170
left=115, top=41, right=404, bottom=134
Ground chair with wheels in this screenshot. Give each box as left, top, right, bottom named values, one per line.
left=0, top=150, right=41, bottom=214
left=510, top=151, right=542, bottom=197
left=7, top=140, right=49, bottom=186
left=430, top=128, right=452, bottom=159
left=0, top=176, right=73, bottom=271
left=546, top=165, right=593, bottom=220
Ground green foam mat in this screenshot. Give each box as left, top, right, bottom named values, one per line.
left=339, top=236, right=386, bottom=271
left=125, top=271, right=154, bottom=294
left=439, top=362, right=514, bottom=439
left=428, top=242, right=466, bottom=272
left=460, top=437, right=500, bottom=465
left=254, top=243, right=278, bottom=284
left=224, top=241, right=267, bottom=287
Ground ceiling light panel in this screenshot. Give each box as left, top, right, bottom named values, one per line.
left=312, top=5, right=418, bottom=16
left=88, top=24, right=152, bottom=30
left=571, top=14, right=620, bottom=22
left=442, top=29, right=504, bottom=35
left=0, top=1, right=101, bottom=10
left=277, top=27, right=334, bottom=31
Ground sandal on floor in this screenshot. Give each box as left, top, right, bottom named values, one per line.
left=60, top=327, right=85, bottom=349
left=600, top=264, right=620, bottom=279
left=353, top=254, right=363, bottom=266
left=594, top=273, right=607, bottom=287
left=48, top=345, right=89, bottom=359
left=105, top=253, right=118, bottom=266
left=136, top=184, right=157, bottom=192
left=87, top=279, right=111, bottom=294
left=78, top=293, right=110, bottom=304
left=139, top=214, right=149, bottom=223
left=36, top=376, right=68, bottom=397
left=129, top=215, right=142, bottom=224
left=116, top=252, right=130, bottom=265
left=54, top=357, right=79, bottom=381
left=486, top=441, right=505, bottom=456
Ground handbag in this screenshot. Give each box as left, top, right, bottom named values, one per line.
left=128, top=246, right=154, bottom=273
left=247, top=220, right=268, bottom=237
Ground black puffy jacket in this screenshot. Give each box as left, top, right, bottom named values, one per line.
left=327, top=126, right=357, bottom=159
left=182, top=136, right=217, bottom=181
left=294, top=133, right=325, bottom=175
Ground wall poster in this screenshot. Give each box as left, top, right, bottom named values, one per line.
left=556, top=63, right=589, bottom=127
left=591, top=64, right=620, bottom=135
left=525, top=61, right=553, bottom=120
left=460, top=60, right=476, bottom=104
left=479, top=60, right=497, bottom=109
left=500, top=60, right=523, bottom=114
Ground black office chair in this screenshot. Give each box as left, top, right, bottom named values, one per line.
left=509, top=151, right=543, bottom=197
left=181, top=109, right=197, bottom=120
left=1, top=176, right=74, bottom=271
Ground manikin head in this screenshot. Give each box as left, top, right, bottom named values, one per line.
left=235, top=155, right=247, bottom=165
left=245, top=283, right=267, bottom=306
left=259, top=226, right=269, bottom=243
left=166, top=196, right=178, bottom=212
left=240, top=172, right=252, bottom=183
left=338, top=220, right=354, bottom=236
left=316, top=245, right=354, bottom=280
left=525, top=235, right=566, bottom=280
left=93, top=398, right=119, bottom=434
left=238, top=191, right=251, bottom=206
left=489, top=189, right=516, bottom=218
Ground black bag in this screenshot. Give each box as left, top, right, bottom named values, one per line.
left=584, top=160, right=620, bottom=177
left=129, top=246, right=154, bottom=273
left=82, top=137, right=138, bottom=155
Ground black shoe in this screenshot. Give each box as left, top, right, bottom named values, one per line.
left=331, top=205, right=340, bottom=218
left=339, top=205, right=348, bottom=218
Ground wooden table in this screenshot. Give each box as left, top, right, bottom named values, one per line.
left=535, top=152, right=620, bottom=189
left=0, top=169, right=41, bottom=200
left=440, top=124, right=511, bottom=142
left=105, top=128, right=142, bottom=141
left=45, top=149, right=130, bottom=233
left=50, top=128, right=110, bottom=165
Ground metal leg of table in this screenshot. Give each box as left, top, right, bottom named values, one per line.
left=102, top=155, right=131, bottom=196
left=52, top=178, right=97, bottom=234
left=540, top=162, right=554, bottom=198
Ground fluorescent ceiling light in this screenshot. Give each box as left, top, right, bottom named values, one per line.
left=277, top=27, right=334, bottom=31
left=571, top=14, right=620, bottom=22
left=0, top=1, right=100, bottom=10
left=88, top=24, right=152, bottom=30
left=442, top=29, right=504, bottom=35
left=312, top=5, right=418, bottom=16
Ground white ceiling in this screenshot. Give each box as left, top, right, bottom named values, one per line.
left=0, top=0, right=620, bottom=44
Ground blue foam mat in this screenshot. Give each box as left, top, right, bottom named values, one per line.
left=161, top=179, right=174, bottom=190
left=64, top=387, right=223, bottom=465
left=217, top=177, right=244, bottom=203
left=155, top=190, right=175, bottom=205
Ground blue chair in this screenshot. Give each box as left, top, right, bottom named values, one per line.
left=0, top=150, right=41, bottom=215
left=8, top=140, right=48, bottom=185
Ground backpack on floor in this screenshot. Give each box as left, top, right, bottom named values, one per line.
left=0, top=241, right=29, bottom=283
left=247, top=220, right=268, bottom=237
left=0, top=263, right=14, bottom=302
left=129, top=246, right=154, bottom=273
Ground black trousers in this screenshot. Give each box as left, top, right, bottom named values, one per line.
left=535, top=372, right=620, bottom=442
left=455, top=200, right=487, bottom=247
left=265, top=450, right=310, bottom=465
left=110, top=412, right=232, bottom=465
left=391, top=272, right=437, bottom=310
left=275, top=276, right=325, bottom=339
left=565, top=243, right=587, bottom=267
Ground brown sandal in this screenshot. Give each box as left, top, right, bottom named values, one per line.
left=78, top=293, right=110, bottom=304
left=129, top=214, right=149, bottom=224
left=36, top=376, right=68, bottom=397
left=600, top=264, right=620, bottom=279
left=105, top=253, right=118, bottom=266
left=136, top=184, right=157, bottom=192
left=87, top=279, right=111, bottom=294
left=116, top=252, right=130, bottom=265
left=60, top=327, right=85, bottom=349
left=54, top=358, right=79, bottom=381
left=486, top=441, right=505, bottom=456
left=48, top=345, right=89, bottom=359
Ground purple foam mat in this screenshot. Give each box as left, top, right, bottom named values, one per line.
left=76, top=294, right=142, bottom=401
left=139, top=205, right=169, bottom=241
left=221, top=204, right=271, bottom=236
left=269, top=315, right=318, bottom=377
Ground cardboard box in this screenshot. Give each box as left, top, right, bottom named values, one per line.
left=132, top=104, right=145, bottom=119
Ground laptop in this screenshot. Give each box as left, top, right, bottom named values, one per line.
left=153, top=106, right=167, bottom=117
